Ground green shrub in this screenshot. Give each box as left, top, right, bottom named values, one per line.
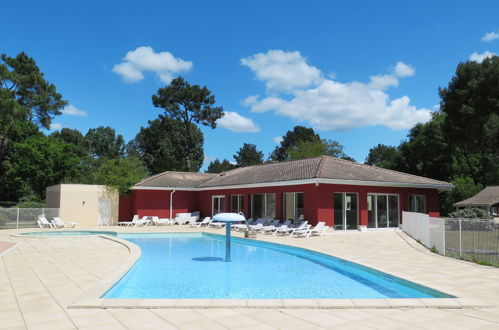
left=448, top=207, right=492, bottom=219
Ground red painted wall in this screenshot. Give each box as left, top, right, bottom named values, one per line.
left=119, top=183, right=441, bottom=226
left=118, top=189, right=198, bottom=221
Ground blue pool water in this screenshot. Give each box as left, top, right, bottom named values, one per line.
left=104, top=233, right=451, bottom=299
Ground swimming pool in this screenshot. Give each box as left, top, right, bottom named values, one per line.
left=104, top=233, right=451, bottom=299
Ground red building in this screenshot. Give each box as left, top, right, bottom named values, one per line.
left=119, top=156, right=452, bottom=230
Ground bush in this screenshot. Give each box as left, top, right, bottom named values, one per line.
left=448, top=207, right=492, bottom=219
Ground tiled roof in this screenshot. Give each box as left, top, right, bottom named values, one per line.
left=134, top=171, right=215, bottom=188
left=317, top=157, right=453, bottom=187
left=454, top=186, right=499, bottom=207
left=196, top=157, right=323, bottom=187
left=133, top=156, right=453, bottom=190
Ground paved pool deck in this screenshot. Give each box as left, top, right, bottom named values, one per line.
left=1, top=226, right=499, bottom=329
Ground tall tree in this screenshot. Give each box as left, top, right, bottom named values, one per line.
left=439, top=56, right=499, bottom=185
left=135, top=115, right=204, bottom=173
left=2, top=135, right=82, bottom=199
left=0, top=52, right=66, bottom=170
left=152, top=77, right=224, bottom=171
left=288, top=139, right=352, bottom=161
left=92, top=157, right=149, bottom=194
left=233, top=143, right=264, bottom=167
left=50, top=128, right=88, bottom=157
left=365, top=144, right=402, bottom=169
left=270, top=126, right=321, bottom=162
left=85, top=126, right=124, bottom=159
left=398, top=112, right=455, bottom=181
left=205, top=159, right=236, bottom=173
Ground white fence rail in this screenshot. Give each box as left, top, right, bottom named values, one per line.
left=0, top=208, right=60, bottom=229
left=402, top=211, right=431, bottom=247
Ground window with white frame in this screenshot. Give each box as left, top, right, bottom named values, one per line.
left=251, top=193, right=275, bottom=219
left=230, top=195, right=244, bottom=214
left=408, top=194, right=426, bottom=214
left=283, top=192, right=304, bottom=224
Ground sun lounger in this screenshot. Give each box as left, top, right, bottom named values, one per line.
left=191, top=217, right=211, bottom=228
left=288, top=221, right=309, bottom=236
left=119, top=215, right=139, bottom=226
left=232, top=218, right=254, bottom=231
left=37, top=217, right=54, bottom=228
left=133, top=216, right=150, bottom=227
left=52, top=217, right=77, bottom=228
left=308, top=222, right=329, bottom=236
left=153, top=217, right=170, bottom=226
left=261, top=220, right=280, bottom=233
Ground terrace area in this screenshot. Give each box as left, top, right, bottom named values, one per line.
left=1, top=226, right=499, bottom=329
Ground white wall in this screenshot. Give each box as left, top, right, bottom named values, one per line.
left=45, top=184, right=119, bottom=226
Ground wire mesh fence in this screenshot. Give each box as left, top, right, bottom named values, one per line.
left=402, top=212, right=499, bottom=267
left=445, top=218, right=499, bottom=267
left=0, top=208, right=60, bottom=229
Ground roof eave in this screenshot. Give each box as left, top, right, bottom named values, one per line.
left=131, top=186, right=197, bottom=191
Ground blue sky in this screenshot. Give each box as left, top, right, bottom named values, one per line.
left=2, top=1, right=498, bottom=170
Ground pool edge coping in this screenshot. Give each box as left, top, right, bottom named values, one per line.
left=12, top=230, right=493, bottom=310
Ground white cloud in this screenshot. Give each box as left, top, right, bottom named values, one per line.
left=61, top=104, right=88, bottom=117
left=242, top=95, right=259, bottom=106
left=394, top=62, right=415, bottom=77
left=242, top=51, right=431, bottom=131
left=113, top=46, right=192, bottom=83
left=241, top=50, right=322, bottom=92
left=217, top=111, right=260, bottom=133
left=469, top=51, right=496, bottom=63
left=481, top=31, right=499, bottom=42
left=50, top=123, right=63, bottom=130
left=273, top=136, right=283, bottom=144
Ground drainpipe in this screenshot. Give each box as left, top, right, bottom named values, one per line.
left=170, top=190, right=176, bottom=221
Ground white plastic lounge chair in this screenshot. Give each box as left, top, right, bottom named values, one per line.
left=191, top=217, right=211, bottom=228
left=208, top=217, right=228, bottom=228
left=37, top=217, right=54, bottom=228
left=308, top=222, right=329, bottom=237
left=271, top=220, right=292, bottom=235
left=52, top=217, right=77, bottom=228
left=119, top=215, right=139, bottom=226
left=261, top=219, right=279, bottom=231
left=153, top=217, right=170, bottom=226
left=232, top=218, right=254, bottom=231
left=134, top=216, right=150, bottom=227
left=288, top=221, right=308, bottom=236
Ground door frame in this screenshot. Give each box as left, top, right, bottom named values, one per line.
left=333, top=192, right=359, bottom=231
left=367, top=193, right=400, bottom=229
left=212, top=195, right=226, bottom=216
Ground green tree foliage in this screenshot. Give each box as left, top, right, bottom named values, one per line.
left=50, top=128, right=88, bottom=157
left=0, top=52, right=66, bottom=173
left=205, top=159, right=236, bottom=173
left=398, top=112, right=454, bottom=181
left=233, top=143, right=264, bottom=167
left=440, top=177, right=484, bottom=215
left=92, top=157, right=149, bottom=194
left=85, top=126, right=124, bottom=159
left=439, top=56, right=499, bottom=185
left=152, top=77, right=224, bottom=171
left=448, top=207, right=492, bottom=219
left=365, top=144, right=403, bottom=169
left=135, top=116, right=204, bottom=173
left=270, top=126, right=320, bottom=162
left=2, top=135, right=82, bottom=199
left=289, top=139, right=352, bottom=161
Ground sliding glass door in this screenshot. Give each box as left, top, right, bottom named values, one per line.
left=212, top=195, right=225, bottom=216
left=333, top=193, right=358, bottom=230
left=367, top=194, right=399, bottom=228
left=283, top=192, right=304, bottom=225
left=251, top=194, right=276, bottom=219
